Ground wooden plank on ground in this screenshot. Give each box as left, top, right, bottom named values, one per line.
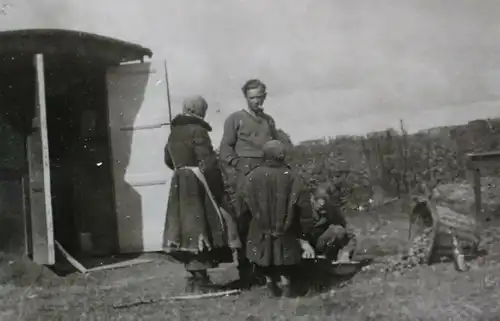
left=112, top=289, right=242, bottom=309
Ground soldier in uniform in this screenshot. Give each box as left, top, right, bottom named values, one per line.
left=219, top=79, right=279, bottom=288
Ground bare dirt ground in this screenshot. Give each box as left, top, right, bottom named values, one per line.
left=2, top=201, right=500, bottom=321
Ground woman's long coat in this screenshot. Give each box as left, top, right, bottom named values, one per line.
left=163, top=114, right=232, bottom=269
left=238, top=161, right=310, bottom=267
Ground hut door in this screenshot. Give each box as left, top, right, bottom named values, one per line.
left=26, top=54, right=55, bottom=265
left=106, top=60, right=172, bottom=253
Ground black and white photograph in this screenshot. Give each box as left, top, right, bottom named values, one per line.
left=0, top=1, right=499, bottom=320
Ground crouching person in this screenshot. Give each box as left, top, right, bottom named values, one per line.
left=163, top=96, right=240, bottom=293
left=306, top=183, right=357, bottom=262
left=238, top=140, right=314, bottom=297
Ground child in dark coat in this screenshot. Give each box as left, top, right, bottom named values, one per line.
left=238, top=140, right=314, bottom=297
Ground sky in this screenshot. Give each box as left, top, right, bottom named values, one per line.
left=0, top=0, right=499, bottom=144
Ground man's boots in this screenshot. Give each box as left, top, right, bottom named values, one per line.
left=185, top=271, right=214, bottom=293
left=237, top=260, right=267, bottom=289
left=237, top=263, right=253, bottom=289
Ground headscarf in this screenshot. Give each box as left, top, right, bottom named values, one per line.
left=182, top=95, right=208, bottom=119
left=262, top=140, right=286, bottom=162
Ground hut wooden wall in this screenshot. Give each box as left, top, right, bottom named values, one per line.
left=0, top=112, right=28, bottom=256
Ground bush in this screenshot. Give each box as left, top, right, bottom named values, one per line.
left=286, top=118, right=500, bottom=207
left=287, top=136, right=371, bottom=208
left=218, top=118, right=500, bottom=210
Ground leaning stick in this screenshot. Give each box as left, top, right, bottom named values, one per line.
left=55, top=240, right=88, bottom=274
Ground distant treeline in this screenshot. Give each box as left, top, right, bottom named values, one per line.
left=285, top=118, right=500, bottom=207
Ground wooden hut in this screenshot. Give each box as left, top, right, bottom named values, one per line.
left=0, top=29, right=172, bottom=266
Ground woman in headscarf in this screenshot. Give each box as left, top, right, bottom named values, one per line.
left=163, top=95, right=239, bottom=292
left=238, top=140, right=315, bottom=297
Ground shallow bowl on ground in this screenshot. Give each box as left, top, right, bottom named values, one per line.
left=329, top=261, right=361, bottom=276
left=304, top=256, right=362, bottom=276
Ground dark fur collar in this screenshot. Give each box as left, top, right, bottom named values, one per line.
left=171, top=114, right=212, bottom=131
